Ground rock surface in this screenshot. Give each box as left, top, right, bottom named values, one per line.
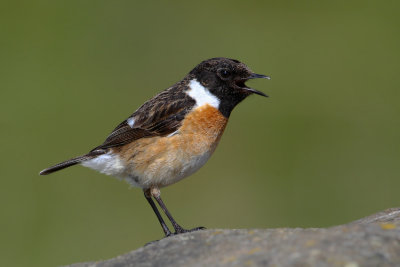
left=68, top=208, right=400, bottom=267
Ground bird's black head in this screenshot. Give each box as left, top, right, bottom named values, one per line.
left=187, top=57, right=270, bottom=117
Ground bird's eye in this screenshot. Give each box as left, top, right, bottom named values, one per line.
left=218, top=68, right=231, bottom=79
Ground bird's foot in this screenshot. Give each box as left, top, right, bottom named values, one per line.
left=145, top=226, right=205, bottom=245
left=173, top=226, right=206, bottom=235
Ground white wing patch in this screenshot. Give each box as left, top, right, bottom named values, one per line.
left=127, top=117, right=135, bottom=128
left=187, top=79, right=220, bottom=109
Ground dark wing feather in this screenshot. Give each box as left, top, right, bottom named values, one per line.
left=91, top=85, right=195, bottom=151
left=91, top=127, right=153, bottom=151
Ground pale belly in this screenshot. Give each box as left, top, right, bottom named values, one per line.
left=126, top=137, right=215, bottom=188
left=82, top=104, right=228, bottom=189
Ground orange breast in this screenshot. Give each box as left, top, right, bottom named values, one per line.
left=114, top=104, right=228, bottom=188
left=178, top=103, right=228, bottom=153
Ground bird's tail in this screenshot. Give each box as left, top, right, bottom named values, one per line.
left=39, top=150, right=104, bottom=175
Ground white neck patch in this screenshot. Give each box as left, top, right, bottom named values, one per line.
left=186, top=79, right=220, bottom=109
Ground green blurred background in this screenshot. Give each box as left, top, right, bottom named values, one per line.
left=1, top=1, right=400, bottom=266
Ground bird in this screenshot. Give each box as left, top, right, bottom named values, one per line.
left=40, top=57, right=270, bottom=237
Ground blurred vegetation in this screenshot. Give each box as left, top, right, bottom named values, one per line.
left=1, top=0, right=400, bottom=266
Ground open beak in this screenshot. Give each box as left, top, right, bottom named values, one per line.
left=248, top=73, right=271, bottom=80
left=243, top=73, right=270, bottom=97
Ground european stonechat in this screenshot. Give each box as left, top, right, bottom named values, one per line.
left=40, top=57, right=270, bottom=237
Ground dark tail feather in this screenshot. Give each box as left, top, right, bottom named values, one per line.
left=39, top=151, right=104, bottom=175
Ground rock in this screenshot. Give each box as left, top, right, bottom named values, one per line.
left=67, top=208, right=400, bottom=267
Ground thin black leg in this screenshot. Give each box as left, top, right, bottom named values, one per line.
left=153, top=194, right=206, bottom=234
left=144, top=191, right=172, bottom=236
left=153, top=194, right=184, bottom=232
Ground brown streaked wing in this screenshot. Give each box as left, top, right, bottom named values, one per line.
left=91, top=86, right=195, bottom=151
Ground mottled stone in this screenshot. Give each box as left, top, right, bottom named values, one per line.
left=67, top=208, right=400, bottom=267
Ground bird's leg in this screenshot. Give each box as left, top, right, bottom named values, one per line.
left=143, top=189, right=172, bottom=236
left=150, top=187, right=205, bottom=234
